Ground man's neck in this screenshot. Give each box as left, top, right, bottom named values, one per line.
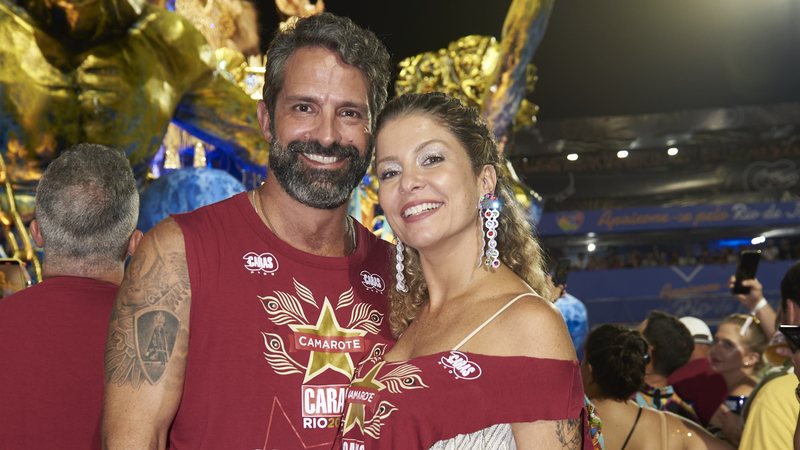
left=643, top=372, right=670, bottom=388
left=42, top=262, right=124, bottom=286
left=257, top=180, right=352, bottom=257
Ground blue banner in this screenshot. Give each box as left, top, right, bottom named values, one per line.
left=568, top=260, right=795, bottom=329
left=538, top=201, right=800, bottom=235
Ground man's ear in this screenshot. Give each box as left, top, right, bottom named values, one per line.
left=787, top=298, right=800, bottom=325
left=256, top=101, right=273, bottom=142
left=127, top=230, right=144, bottom=257
left=478, top=164, right=497, bottom=195
left=29, top=219, right=44, bottom=247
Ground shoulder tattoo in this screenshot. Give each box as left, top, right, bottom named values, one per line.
left=105, top=229, right=190, bottom=388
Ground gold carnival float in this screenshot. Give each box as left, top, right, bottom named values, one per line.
left=0, top=0, right=552, bottom=279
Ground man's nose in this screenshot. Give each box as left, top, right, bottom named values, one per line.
left=311, top=109, right=343, bottom=148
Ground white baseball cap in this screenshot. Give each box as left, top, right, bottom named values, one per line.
left=680, top=316, right=713, bottom=345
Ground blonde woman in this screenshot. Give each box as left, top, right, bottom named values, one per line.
left=708, top=313, right=769, bottom=445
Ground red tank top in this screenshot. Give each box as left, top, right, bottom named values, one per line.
left=170, top=192, right=393, bottom=449
left=335, top=342, right=591, bottom=449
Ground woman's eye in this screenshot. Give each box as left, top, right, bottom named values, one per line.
left=379, top=169, right=399, bottom=180
left=422, top=154, right=444, bottom=165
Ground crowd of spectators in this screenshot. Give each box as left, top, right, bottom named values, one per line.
left=549, top=238, right=800, bottom=271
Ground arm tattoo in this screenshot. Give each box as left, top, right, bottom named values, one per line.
left=555, top=418, right=582, bottom=450
left=105, top=229, right=190, bottom=388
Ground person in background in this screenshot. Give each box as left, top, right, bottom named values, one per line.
left=706, top=313, right=768, bottom=446
left=0, top=144, right=141, bottom=449
left=667, top=316, right=728, bottom=427
left=555, top=291, right=589, bottom=360
left=709, top=314, right=768, bottom=414
left=636, top=311, right=699, bottom=423
left=582, top=324, right=733, bottom=450
left=739, top=261, right=800, bottom=450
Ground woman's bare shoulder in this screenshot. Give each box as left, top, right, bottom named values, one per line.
left=663, top=411, right=735, bottom=450
left=486, top=291, right=575, bottom=360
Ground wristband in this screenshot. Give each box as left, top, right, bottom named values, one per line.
left=751, top=297, right=768, bottom=315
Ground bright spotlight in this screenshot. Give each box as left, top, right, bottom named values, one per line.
left=567, top=153, right=579, bottom=161
left=587, top=242, right=597, bottom=252
left=617, top=150, right=629, bottom=159
left=751, top=235, right=766, bottom=245
left=667, top=147, right=679, bottom=156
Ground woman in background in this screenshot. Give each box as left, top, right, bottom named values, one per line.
left=709, top=313, right=768, bottom=414
left=335, top=92, right=590, bottom=449
left=583, top=324, right=732, bottom=450
left=707, top=313, right=769, bottom=445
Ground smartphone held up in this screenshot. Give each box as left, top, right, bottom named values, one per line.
left=731, top=250, right=761, bottom=295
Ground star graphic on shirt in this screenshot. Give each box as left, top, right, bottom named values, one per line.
left=342, top=360, right=386, bottom=435
left=289, top=298, right=367, bottom=383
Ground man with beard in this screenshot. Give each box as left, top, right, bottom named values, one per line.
left=102, top=13, right=393, bottom=449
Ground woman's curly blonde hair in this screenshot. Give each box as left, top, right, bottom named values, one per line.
left=376, top=92, right=549, bottom=337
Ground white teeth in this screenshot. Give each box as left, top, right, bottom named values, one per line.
left=304, top=153, right=341, bottom=164
left=403, top=202, right=442, bottom=218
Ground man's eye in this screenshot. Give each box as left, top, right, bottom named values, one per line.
left=342, top=110, right=362, bottom=118
left=295, top=104, right=312, bottom=113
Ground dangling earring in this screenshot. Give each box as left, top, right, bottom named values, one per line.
left=395, top=240, right=409, bottom=292
left=480, top=193, right=501, bottom=269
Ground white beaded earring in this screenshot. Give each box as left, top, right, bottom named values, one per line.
left=395, top=240, right=409, bottom=292
left=480, top=193, right=501, bottom=269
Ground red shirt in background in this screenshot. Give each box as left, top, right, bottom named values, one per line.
left=0, top=276, right=118, bottom=449
left=667, top=357, right=728, bottom=425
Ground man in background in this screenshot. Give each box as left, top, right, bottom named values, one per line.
left=667, top=316, right=728, bottom=426
left=0, top=143, right=141, bottom=448
left=740, top=262, right=800, bottom=450
left=636, top=310, right=700, bottom=423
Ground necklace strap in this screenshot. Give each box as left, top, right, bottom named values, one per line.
left=251, top=189, right=356, bottom=254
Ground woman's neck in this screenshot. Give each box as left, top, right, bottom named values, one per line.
left=721, top=369, right=756, bottom=395
left=417, top=223, right=486, bottom=309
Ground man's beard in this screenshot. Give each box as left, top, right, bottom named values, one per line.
left=268, top=139, right=372, bottom=209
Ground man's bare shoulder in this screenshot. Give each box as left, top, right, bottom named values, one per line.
left=105, top=217, right=191, bottom=389
left=142, top=217, right=186, bottom=255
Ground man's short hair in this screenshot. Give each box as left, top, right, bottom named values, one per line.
left=35, top=143, right=138, bottom=267
left=642, top=310, right=694, bottom=377
left=781, top=261, right=800, bottom=312
left=262, top=12, right=391, bottom=133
